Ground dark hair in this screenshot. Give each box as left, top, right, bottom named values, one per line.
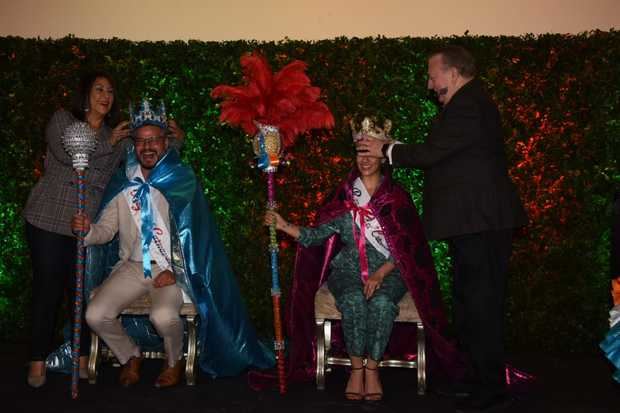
left=71, top=71, right=120, bottom=127
left=430, top=45, right=477, bottom=78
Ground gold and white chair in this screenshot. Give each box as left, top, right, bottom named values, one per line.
left=314, top=283, right=426, bottom=395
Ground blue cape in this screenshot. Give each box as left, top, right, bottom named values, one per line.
left=84, top=148, right=274, bottom=377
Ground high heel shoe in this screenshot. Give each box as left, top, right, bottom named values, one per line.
left=363, top=365, right=383, bottom=402
left=344, top=366, right=365, bottom=401
left=27, top=362, right=46, bottom=388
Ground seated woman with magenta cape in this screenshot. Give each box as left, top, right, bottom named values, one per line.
left=265, top=119, right=463, bottom=401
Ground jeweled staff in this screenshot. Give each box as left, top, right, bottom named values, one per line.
left=212, top=52, right=334, bottom=394
left=254, top=122, right=287, bottom=394
left=61, top=121, right=97, bottom=399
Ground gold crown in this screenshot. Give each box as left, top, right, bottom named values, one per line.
left=350, top=116, right=392, bottom=141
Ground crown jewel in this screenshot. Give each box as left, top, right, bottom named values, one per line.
left=252, top=121, right=282, bottom=172
left=61, top=121, right=98, bottom=169
left=350, top=117, right=392, bottom=142
left=129, top=99, right=167, bottom=130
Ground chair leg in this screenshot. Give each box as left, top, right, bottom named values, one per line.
left=185, top=315, right=197, bottom=386
left=417, top=322, right=426, bottom=395
left=88, top=332, right=100, bottom=385
left=323, top=320, right=334, bottom=373
left=315, top=319, right=326, bottom=390
left=324, top=320, right=332, bottom=356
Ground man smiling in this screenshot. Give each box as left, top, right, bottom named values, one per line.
left=73, top=101, right=185, bottom=387
left=73, top=100, right=274, bottom=388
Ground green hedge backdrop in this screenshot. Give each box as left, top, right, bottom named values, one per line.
left=1, top=31, right=618, bottom=354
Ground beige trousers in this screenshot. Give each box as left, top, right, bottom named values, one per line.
left=86, top=261, right=183, bottom=367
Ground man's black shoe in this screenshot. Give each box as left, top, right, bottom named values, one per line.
left=455, top=393, right=512, bottom=412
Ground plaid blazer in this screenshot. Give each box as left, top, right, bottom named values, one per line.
left=23, top=110, right=127, bottom=237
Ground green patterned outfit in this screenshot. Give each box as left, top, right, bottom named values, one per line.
left=298, top=212, right=407, bottom=361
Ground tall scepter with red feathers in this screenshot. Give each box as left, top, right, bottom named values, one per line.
left=212, top=53, right=334, bottom=394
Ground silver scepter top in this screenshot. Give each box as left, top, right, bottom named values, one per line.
left=61, top=121, right=98, bottom=170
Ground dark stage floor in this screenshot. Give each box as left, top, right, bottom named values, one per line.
left=2, top=343, right=619, bottom=413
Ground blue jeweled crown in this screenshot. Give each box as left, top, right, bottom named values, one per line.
left=129, top=99, right=167, bottom=130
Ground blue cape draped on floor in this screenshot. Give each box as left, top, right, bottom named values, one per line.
left=601, top=190, right=620, bottom=383
left=50, top=147, right=274, bottom=377
left=600, top=318, right=620, bottom=383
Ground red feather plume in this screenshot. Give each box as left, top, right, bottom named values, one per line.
left=211, top=53, right=334, bottom=148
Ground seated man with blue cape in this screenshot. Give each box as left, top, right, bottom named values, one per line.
left=72, top=100, right=274, bottom=387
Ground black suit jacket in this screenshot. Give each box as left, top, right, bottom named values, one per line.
left=392, top=78, right=527, bottom=240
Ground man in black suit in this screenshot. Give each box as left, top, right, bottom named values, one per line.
left=357, top=45, right=527, bottom=412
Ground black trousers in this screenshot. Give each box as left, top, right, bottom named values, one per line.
left=25, top=221, right=90, bottom=361
left=448, top=229, right=513, bottom=398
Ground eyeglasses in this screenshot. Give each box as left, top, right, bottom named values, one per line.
left=134, top=136, right=165, bottom=146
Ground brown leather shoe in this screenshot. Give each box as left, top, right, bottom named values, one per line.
left=154, top=360, right=185, bottom=388
left=119, top=356, right=143, bottom=387
left=27, top=361, right=46, bottom=388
